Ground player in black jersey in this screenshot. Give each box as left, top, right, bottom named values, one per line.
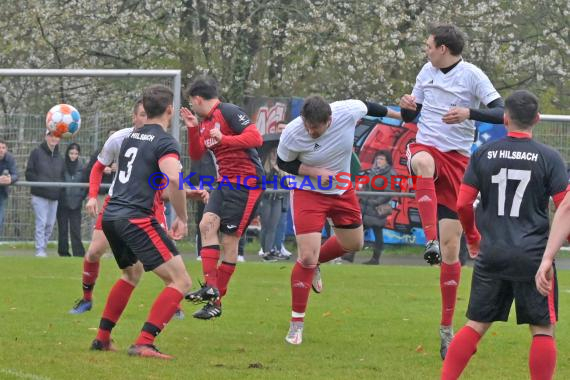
left=90, top=85, right=191, bottom=360
left=441, top=90, right=568, bottom=379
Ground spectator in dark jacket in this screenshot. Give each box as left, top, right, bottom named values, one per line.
left=83, top=128, right=118, bottom=189
left=25, top=130, right=64, bottom=257
left=0, top=138, right=19, bottom=235
left=57, top=143, right=87, bottom=257
left=345, top=150, right=398, bottom=264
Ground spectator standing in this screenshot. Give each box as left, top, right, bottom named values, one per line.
left=261, top=147, right=290, bottom=261
left=0, top=138, right=19, bottom=235
left=25, top=130, right=64, bottom=257
left=57, top=143, right=87, bottom=257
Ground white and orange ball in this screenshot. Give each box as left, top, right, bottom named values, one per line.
left=45, top=104, right=81, bottom=138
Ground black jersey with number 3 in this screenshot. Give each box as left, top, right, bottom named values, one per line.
left=463, top=135, right=568, bottom=280
left=104, top=124, right=180, bottom=220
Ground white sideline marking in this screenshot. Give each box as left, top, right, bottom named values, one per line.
left=0, top=368, right=51, bottom=380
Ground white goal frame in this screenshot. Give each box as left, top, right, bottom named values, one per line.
left=0, top=68, right=183, bottom=140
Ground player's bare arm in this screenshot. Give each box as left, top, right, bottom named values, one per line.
left=186, top=189, right=209, bottom=203
left=386, top=108, right=402, bottom=120
left=536, top=192, right=570, bottom=296
left=159, top=156, right=188, bottom=240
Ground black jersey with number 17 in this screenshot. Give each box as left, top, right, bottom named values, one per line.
left=104, top=124, right=180, bottom=220
left=463, top=134, right=568, bottom=280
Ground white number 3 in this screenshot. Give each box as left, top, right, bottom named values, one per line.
left=118, top=147, right=138, bottom=184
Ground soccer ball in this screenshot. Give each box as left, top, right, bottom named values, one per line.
left=45, top=104, right=81, bottom=138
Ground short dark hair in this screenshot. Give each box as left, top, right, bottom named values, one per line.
left=0, top=138, right=6, bottom=146
left=142, top=85, right=173, bottom=118
left=132, top=97, right=144, bottom=115
left=374, top=150, right=392, bottom=167
left=106, top=128, right=118, bottom=138
left=185, top=76, right=219, bottom=100
left=429, top=24, right=465, bottom=56
left=505, top=90, right=539, bottom=129
left=301, top=95, right=331, bottom=125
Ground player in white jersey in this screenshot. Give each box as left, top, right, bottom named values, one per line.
left=69, top=99, right=147, bottom=314
left=277, top=95, right=400, bottom=344
left=399, top=24, right=504, bottom=360
left=69, top=99, right=208, bottom=315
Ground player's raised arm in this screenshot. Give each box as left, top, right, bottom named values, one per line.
left=182, top=107, right=206, bottom=160
left=363, top=101, right=401, bottom=120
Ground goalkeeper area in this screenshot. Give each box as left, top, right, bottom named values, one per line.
left=1, top=252, right=570, bottom=379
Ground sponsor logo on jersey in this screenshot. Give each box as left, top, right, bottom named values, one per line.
left=238, top=114, right=250, bottom=126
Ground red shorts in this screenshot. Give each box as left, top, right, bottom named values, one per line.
left=407, top=143, right=469, bottom=212
left=94, top=195, right=111, bottom=230
left=290, top=187, right=362, bottom=235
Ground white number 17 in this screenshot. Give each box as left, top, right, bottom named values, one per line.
left=491, top=168, right=531, bottom=217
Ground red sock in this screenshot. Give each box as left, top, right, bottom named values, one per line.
left=201, top=245, right=220, bottom=287
left=318, top=236, right=348, bottom=263
left=96, top=279, right=135, bottom=342
left=291, top=261, right=316, bottom=322
left=441, top=326, right=481, bottom=380
left=416, top=177, right=438, bottom=241
left=135, top=287, right=183, bottom=346
left=217, top=261, right=236, bottom=300
left=82, top=259, right=100, bottom=301
left=529, top=335, right=556, bottom=380
left=440, top=262, right=461, bottom=326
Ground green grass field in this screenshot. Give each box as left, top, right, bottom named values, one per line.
left=1, top=254, right=570, bottom=380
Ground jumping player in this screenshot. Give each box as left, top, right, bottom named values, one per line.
left=181, top=76, right=264, bottom=319
left=277, top=95, right=398, bottom=344
left=400, top=24, right=504, bottom=358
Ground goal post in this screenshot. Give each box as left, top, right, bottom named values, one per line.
left=0, top=68, right=183, bottom=141
left=0, top=68, right=184, bottom=241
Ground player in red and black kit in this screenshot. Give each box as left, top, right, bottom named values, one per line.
left=442, top=90, right=569, bottom=379
left=180, top=76, right=264, bottom=319
left=90, top=85, right=192, bottom=360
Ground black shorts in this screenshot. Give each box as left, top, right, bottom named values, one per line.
left=102, top=217, right=179, bottom=272
left=204, top=185, right=263, bottom=236
left=466, top=268, right=558, bottom=326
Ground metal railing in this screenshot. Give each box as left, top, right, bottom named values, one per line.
left=0, top=115, right=568, bottom=242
